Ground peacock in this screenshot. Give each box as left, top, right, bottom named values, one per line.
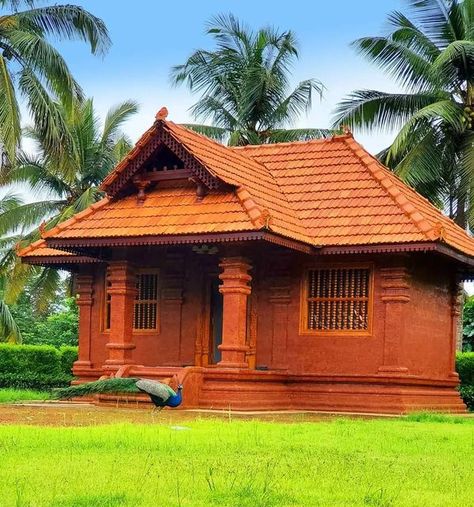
left=53, top=378, right=183, bottom=410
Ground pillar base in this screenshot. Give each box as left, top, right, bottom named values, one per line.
left=73, top=360, right=92, bottom=368
left=217, top=361, right=249, bottom=369
left=378, top=365, right=408, bottom=374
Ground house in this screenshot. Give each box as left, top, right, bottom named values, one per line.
left=19, top=109, right=473, bottom=413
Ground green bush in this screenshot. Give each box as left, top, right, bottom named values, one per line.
left=0, top=344, right=76, bottom=390
left=459, top=385, right=474, bottom=411
left=59, top=346, right=78, bottom=375
left=456, top=352, right=474, bottom=385
left=456, top=352, right=474, bottom=411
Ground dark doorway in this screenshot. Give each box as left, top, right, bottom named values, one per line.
left=209, top=278, right=223, bottom=364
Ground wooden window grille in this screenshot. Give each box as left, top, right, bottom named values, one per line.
left=304, top=267, right=371, bottom=332
left=104, top=271, right=159, bottom=331
left=134, top=271, right=159, bottom=330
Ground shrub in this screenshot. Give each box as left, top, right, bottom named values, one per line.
left=456, top=352, right=474, bottom=385
left=456, top=353, right=474, bottom=411
left=0, top=344, right=75, bottom=390
left=459, top=385, right=474, bottom=411
left=59, top=346, right=78, bottom=375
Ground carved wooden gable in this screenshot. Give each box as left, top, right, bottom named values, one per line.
left=102, top=121, right=227, bottom=200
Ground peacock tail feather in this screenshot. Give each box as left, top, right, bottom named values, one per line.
left=52, top=378, right=140, bottom=399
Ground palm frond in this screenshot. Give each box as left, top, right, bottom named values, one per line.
left=30, top=267, right=61, bottom=313
left=18, top=67, right=69, bottom=159
left=0, top=199, right=60, bottom=236
left=332, top=89, right=444, bottom=132
left=16, top=4, right=110, bottom=55
left=0, top=298, right=21, bottom=343
left=0, top=53, right=21, bottom=163
left=389, top=99, right=463, bottom=158
left=101, top=100, right=139, bottom=147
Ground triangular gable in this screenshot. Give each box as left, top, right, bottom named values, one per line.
left=101, top=119, right=227, bottom=197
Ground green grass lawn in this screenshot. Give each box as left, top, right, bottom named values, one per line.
left=0, top=414, right=472, bottom=506
left=0, top=388, right=51, bottom=403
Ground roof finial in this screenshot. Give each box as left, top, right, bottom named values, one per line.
left=341, top=124, right=352, bottom=136
left=155, top=107, right=169, bottom=121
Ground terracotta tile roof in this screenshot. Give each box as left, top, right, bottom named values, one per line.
left=236, top=135, right=474, bottom=257
left=39, top=185, right=257, bottom=239
left=18, top=114, right=474, bottom=262
left=19, top=239, right=72, bottom=258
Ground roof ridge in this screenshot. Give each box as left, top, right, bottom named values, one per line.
left=342, top=136, right=440, bottom=242
left=231, top=134, right=351, bottom=150
left=235, top=186, right=267, bottom=229
left=42, top=197, right=111, bottom=240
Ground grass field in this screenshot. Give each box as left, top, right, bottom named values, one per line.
left=0, top=388, right=50, bottom=403
left=0, top=411, right=472, bottom=507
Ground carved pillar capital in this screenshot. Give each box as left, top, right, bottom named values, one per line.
left=380, top=267, right=410, bottom=303
left=75, top=274, right=94, bottom=307
left=218, top=257, right=252, bottom=295
left=106, top=261, right=137, bottom=297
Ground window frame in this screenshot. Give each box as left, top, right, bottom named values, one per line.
left=133, top=268, right=160, bottom=333
left=102, top=268, right=160, bottom=334
left=299, top=263, right=374, bottom=336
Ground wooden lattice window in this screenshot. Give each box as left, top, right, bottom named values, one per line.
left=302, top=267, right=372, bottom=333
left=103, top=270, right=159, bottom=331
left=134, top=271, right=159, bottom=330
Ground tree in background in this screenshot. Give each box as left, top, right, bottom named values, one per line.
left=10, top=281, right=78, bottom=347
left=171, top=14, right=329, bottom=145
left=333, top=0, right=474, bottom=229
left=0, top=98, right=138, bottom=342
left=0, top=0, right=110, bottom=165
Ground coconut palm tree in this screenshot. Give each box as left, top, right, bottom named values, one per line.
left=0, top=0, right=110, bottom=164
left=333, top=0, right=474, bottom=229
left=0, top=98, right=138, bottom=341
left=171, top=14, right=329, bottom=145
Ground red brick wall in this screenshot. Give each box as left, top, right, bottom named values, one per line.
left=81, top=248, right=457, bottom=380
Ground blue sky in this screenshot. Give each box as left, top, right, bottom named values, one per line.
left=43, top=0, right=407, bottom=154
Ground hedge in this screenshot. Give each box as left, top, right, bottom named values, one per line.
left=0, top=344, right=78, bottom=390
left=456, top=352, right=474, bottom=410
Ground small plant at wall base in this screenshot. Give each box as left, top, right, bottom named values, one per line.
left=456, top=352, right=474, bottom=410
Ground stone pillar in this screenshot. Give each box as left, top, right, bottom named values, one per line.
left=378, top=266, right=409, bottom=374
left=269, top=279, right=291, bottom=370
left=104, top=261, right=137, bottom=368
left=218, top=257, right=252, bottom=368
left=73, top=273, right=94, bottom=371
